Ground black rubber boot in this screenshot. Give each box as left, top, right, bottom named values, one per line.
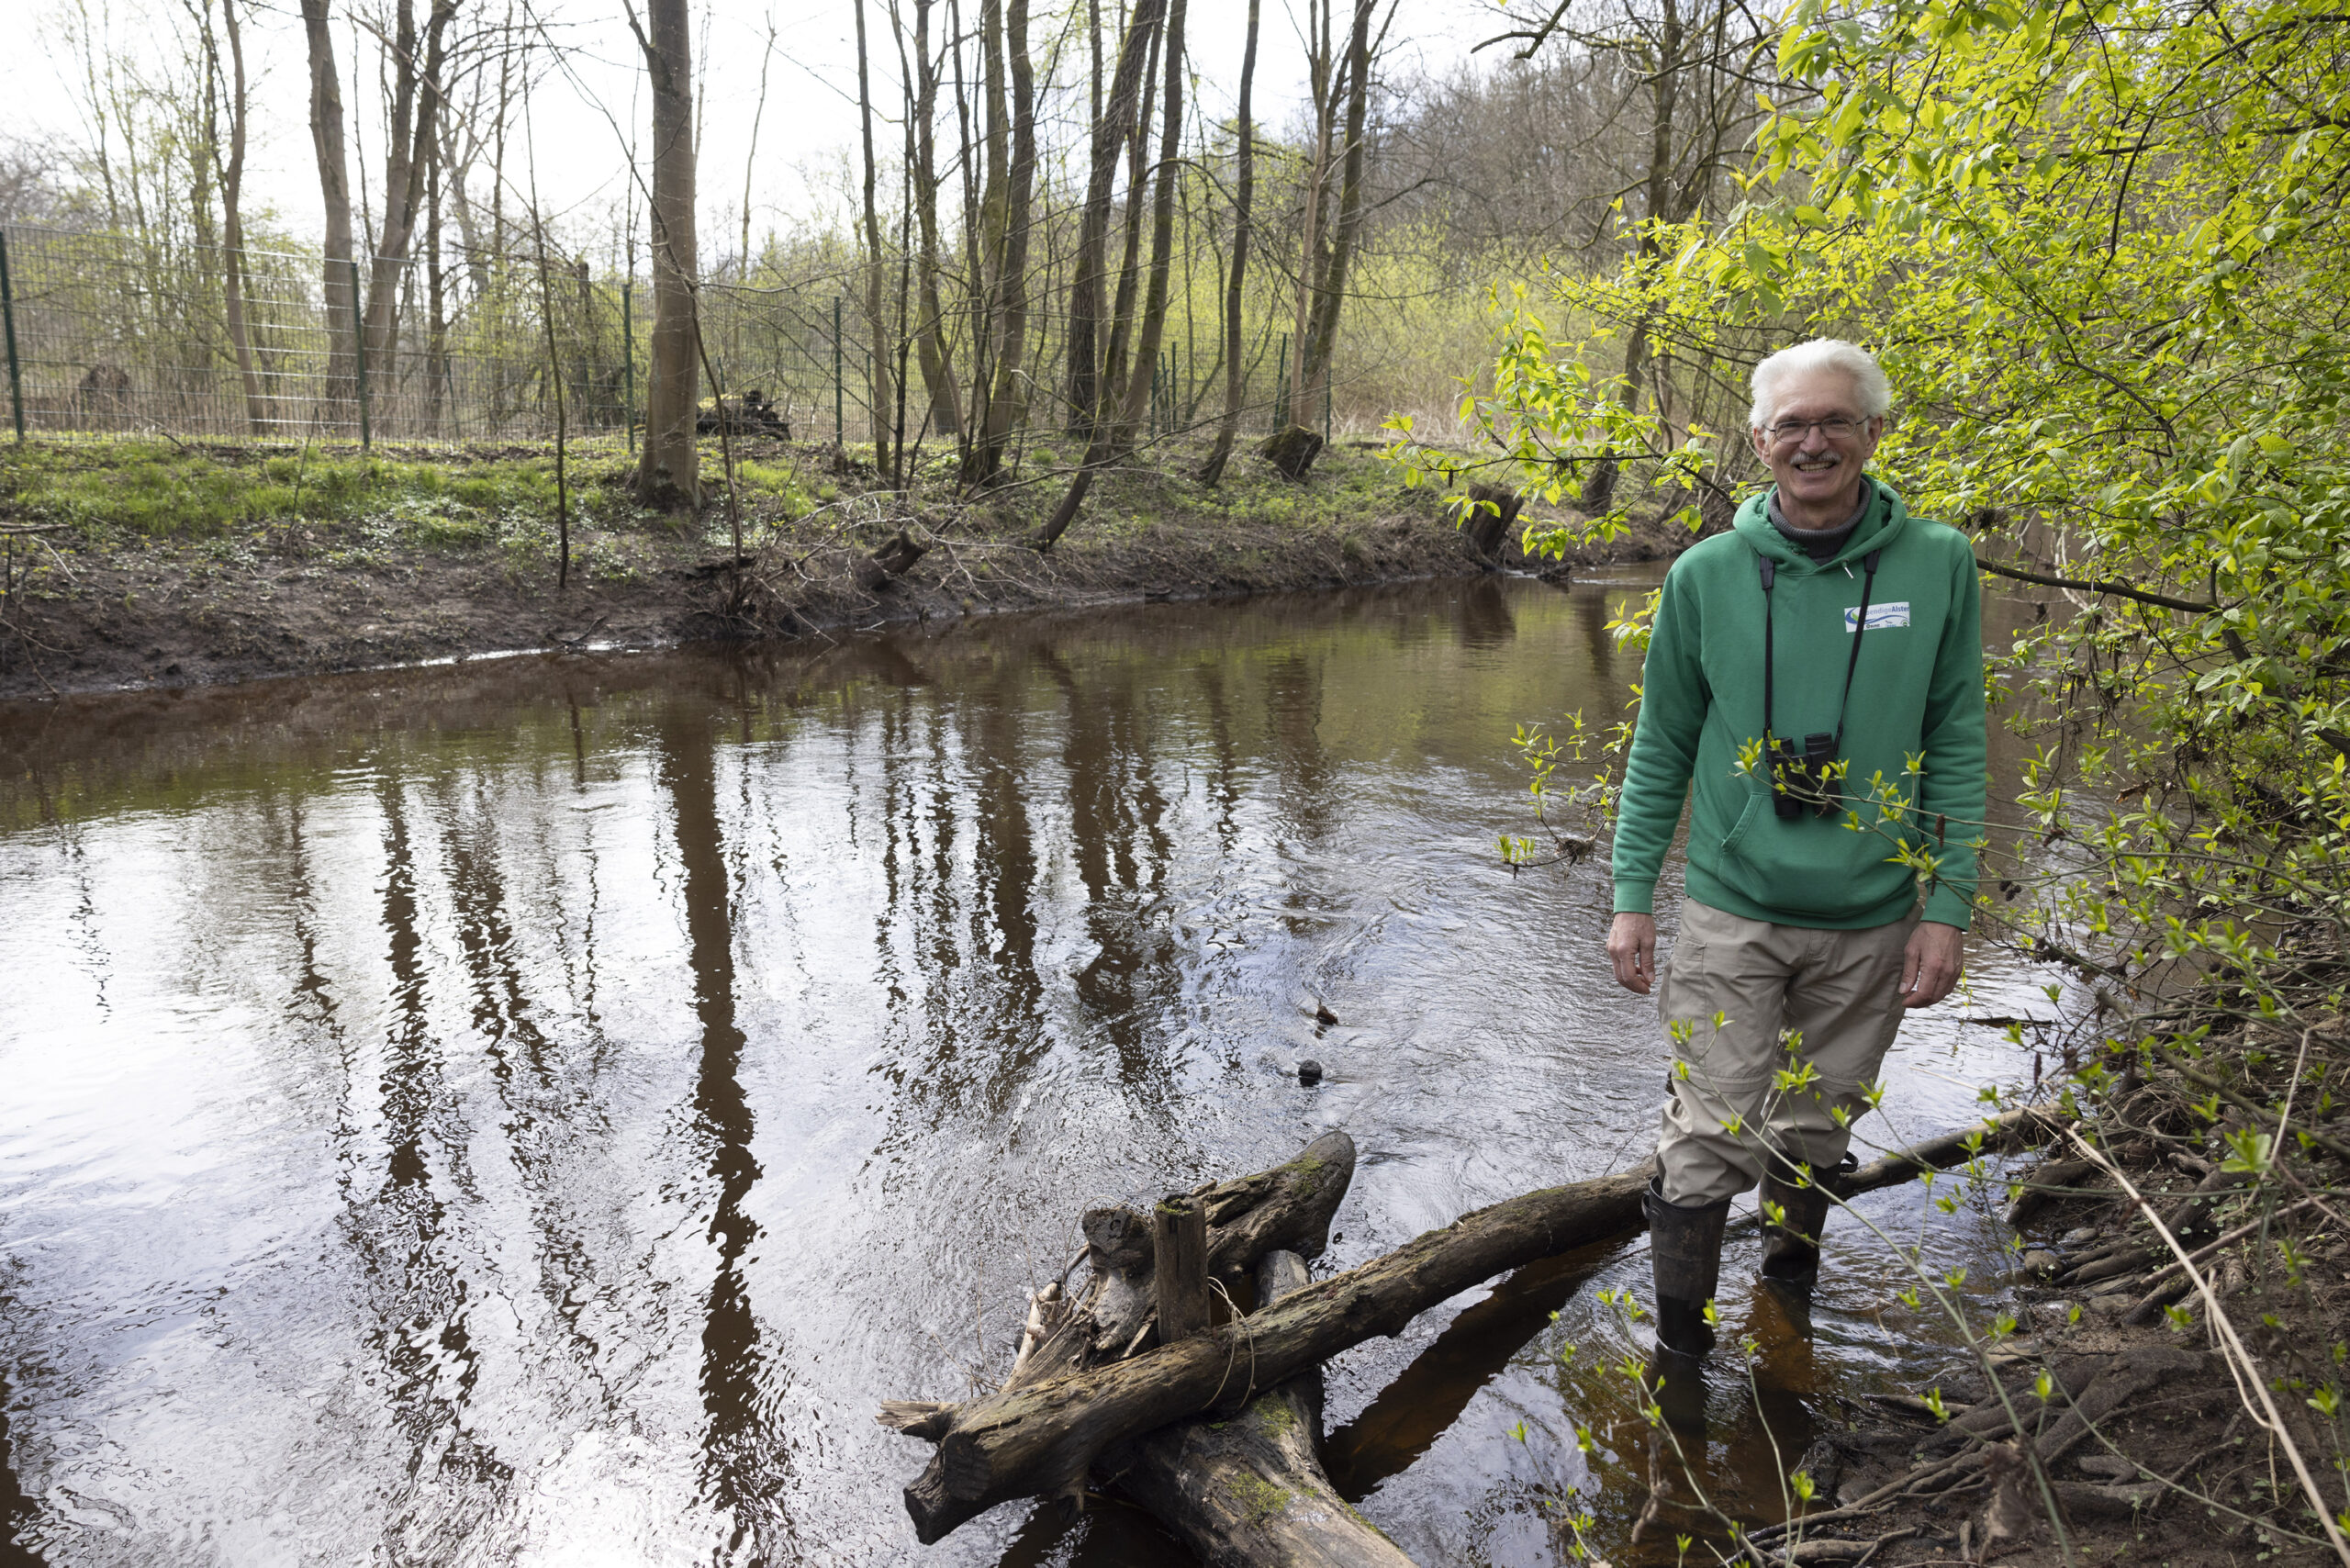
left=1644, top=1349, right=1709, bottom=1432
left=1758, top=1153, right=1854, bottom=1290
left=1645, top=1176, right=1731, bottom=1357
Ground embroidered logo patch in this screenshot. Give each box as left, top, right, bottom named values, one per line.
left=1845, top=601, right=1911, bottom=632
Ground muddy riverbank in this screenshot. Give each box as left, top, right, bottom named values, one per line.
left=0, top=434, right=1695, bottom=700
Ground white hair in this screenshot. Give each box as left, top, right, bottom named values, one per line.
left=1748, top=339, right=1893, bottom=430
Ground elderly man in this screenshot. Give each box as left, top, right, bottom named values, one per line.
left=1606, top=339, right=1986, bottom=1358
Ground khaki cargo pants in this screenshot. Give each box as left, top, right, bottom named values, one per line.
left=1654, top=899, right=1920, bottom=1206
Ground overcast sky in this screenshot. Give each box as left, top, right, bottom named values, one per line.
left=2, top=0, right=1511, bottom=255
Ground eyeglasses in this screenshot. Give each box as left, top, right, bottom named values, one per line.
left=1762, top=415, right=1869, bottom=445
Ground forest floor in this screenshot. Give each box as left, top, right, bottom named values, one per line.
left=0, top=429, right=1695, bottom=700
left=1729, top=1127, right=2350, bottom=1568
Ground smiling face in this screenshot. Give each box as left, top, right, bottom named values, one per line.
left=1751, top=364, right=1885, bottom=526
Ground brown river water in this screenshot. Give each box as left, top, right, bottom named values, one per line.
left=0, top=574, right=2068, bottom=1567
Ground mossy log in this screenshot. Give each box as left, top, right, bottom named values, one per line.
left=884, top=1107, right=2064, bottom=1547
left=1108, top=1249, right=1416, bottom=1567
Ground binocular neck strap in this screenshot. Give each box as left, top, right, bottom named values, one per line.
left=1755, top=546, right=1884, bottom=751
left=1835, top=550, right=1884, bottom=750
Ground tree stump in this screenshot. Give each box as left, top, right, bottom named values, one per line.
left=1154, top=1195, right=1211, bottom=1343
left=853, top=528, right=931, bottom=591
left=1454, top=483, right=1524, bottom=562
left=1259, top=424, right=1325, bottom=481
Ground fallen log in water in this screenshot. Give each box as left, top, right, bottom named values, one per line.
left=1109, top=1248, right=1416, bottom=1567
left=901, top=1168, right=1650, bottom=1541
left=885, top=1132, right=1360, bottom=1539
left=885, top=1105, right=2065, bottom=1546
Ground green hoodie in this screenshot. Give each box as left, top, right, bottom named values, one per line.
left=1611, top=481, right=1986, bottom=930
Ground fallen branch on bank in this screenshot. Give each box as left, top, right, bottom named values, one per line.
left=881, top=1105, right=2069, bottom=1545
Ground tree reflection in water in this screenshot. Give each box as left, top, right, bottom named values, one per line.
left=0, top=577, right=2063, bottom=1568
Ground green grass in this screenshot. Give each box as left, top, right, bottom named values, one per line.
left=730, top=457, right=818, bottom=518
left=0, top=431, right=1442, bottom=555
left=0, top=441, right=637, bottom=540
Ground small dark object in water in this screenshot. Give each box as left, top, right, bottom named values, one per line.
left=1313, top=1003, right=1338, bottom=1026
left=1297, top=1059, right=1323, bottom=1086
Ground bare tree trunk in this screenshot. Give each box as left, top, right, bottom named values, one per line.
left=200, top=0, right=269, bottom=432
left=948, top=0, right=990, bottom=448
left=298, top=0, right=358, bottom=431
left=740, top=13, right=773, bottom=274
left=631, top=0, right=700, bottom=510
left=526, top=125, right=570, bottom=588
left=1197, top=0, right=1259, bottom=487
left=1096, top=10, right=1163, bottom=431
left=1286, top=0, right=1335, bottom=429
left=854, top=0, right=895, bottom=483
left=1110, top=0, right=1187, bottom=451
left=958, top=0, right=1009, bottom=465
left=1063, top=0, right=1166, bottom=440
left=362, top=0, right=458, bottom=370
left=965, top=0, right=1035, bottom=487
left=1032, top=0, right=1167, bottom=549
left=1573, top=0, right=1685, bottom=516
left=441, top=84, right=489, bottom=299
left=907, top=0, right=961, bottom=437
left=489, top=0, right=514, bottom=267
left=1296, top=0, right=1372, bottom=437
left=425, top=122, right=448, bottom=432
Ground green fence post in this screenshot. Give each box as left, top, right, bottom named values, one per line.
left=834, top=295, right=844, bottom=441
left=1324, top=375, right=1331, bottom=445
left=0, top=231, right=23, bottom=443
left=349, top=258, right=370, bottom=449
left=621, top=281, right=636, bottom=455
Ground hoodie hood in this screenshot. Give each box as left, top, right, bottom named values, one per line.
left=1734, top=477, right=1910, bottom=572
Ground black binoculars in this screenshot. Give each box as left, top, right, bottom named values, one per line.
left=1770, top=731, right=1843, bottom=819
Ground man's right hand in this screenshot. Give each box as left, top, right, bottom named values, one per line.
left=1607, top=912, right=1658, bottom=995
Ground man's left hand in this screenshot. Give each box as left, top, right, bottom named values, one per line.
left=1901, top=922, right=1964, bottom=1008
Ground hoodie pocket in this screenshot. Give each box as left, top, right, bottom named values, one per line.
left=1718, top=791, right=1765, bottom=860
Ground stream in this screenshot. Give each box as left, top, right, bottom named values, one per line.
left=0, top=574, right=2068, bottom=1567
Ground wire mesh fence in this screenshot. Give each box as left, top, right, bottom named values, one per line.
left=0, top=222, right=1326, bottom=459
left=0, top=225, right=880, bottom=453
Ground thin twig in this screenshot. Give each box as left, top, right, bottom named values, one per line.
left=2141, top=1195, right=2322, bottom=1288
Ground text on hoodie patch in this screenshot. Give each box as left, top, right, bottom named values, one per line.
left=1846, top=601, right=1911, bottom=632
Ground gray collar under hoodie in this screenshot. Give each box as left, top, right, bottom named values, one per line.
left=1768, top=477, right=1875, bottom=562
